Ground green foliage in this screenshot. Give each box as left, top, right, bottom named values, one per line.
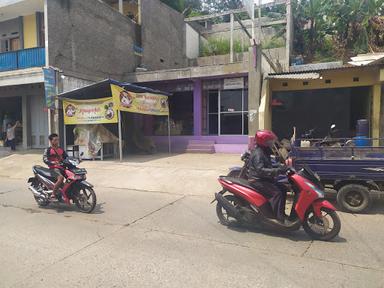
left=262, top=37, right=286, bottom=49
left=293, top=0, right=384, bottom=62
left=200, top=37, right=250, bottom=56
left=160, top=0, right=185, bottom=12
left=201, top=0, right=242, bottom=13
left=160, top=0, right=202, bottom=16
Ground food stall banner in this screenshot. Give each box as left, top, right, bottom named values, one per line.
left=63, top=97, right=118, bottom=125
left=111, top=84, right=169, bottom=116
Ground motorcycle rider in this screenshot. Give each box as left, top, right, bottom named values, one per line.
left=43, top=133, right=68, bottom=199
left=248, top=130, right=288, bottom=222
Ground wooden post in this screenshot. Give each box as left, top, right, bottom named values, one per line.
left=230, top=13, right=234, bottom=63
left=118, top=110, right=123, bottom=161
left=63, top=124, right=67, bottom=151
left=372, top=84, right=381, bottom=147
left=167, top=114, right=171, bottom=154
left=286, top=0, right=293, bottom=70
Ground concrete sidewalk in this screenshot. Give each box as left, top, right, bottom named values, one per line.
left=0, top=153, right=240, bottom=196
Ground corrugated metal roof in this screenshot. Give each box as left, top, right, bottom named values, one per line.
left=348, top=53, right=384, bottom=66
left=268, top=53, right=384, bottom=78
left=290, top=61, right=344, bottom=72
left=266, top=72, right=320, bottom=80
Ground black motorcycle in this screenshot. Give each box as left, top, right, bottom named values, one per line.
left=28, top=157, right=96, bottom=213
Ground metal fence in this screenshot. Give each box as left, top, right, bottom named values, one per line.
left=0, top=47, right=45, bottom=72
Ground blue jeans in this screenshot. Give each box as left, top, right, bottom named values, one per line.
left=7, top=139, right=16, bottom=151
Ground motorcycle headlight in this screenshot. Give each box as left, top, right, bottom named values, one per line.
left=69, top=159, right=79, bottom=166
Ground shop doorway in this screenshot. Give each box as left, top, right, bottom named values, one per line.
left=154, top=91, right=193, bottom=136
left=207, top=89, right=248, bottom=135
left=0, top=96, right=22, bottom=146
left=272, top=87, right=371, bottom=140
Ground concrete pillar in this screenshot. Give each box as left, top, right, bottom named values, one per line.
left=21, top=95, right=30, bottom=149
left=258, top=79, right=272, bottom=130
left=372, top=84, right=381, bottom=146
left=248, top=45, right=262, bottom=146
left=119, top=0, right=124, bottom=14
left=193, top=79, right=202, bottom=136
left=137, top=0, right=141, bottom=24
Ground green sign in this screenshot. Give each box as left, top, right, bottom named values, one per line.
left=43, top=67, right=57, bottom=110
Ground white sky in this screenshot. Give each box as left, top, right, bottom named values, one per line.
left=254, top=0, right=277, bottom=4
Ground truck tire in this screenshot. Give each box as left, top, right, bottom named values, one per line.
left=337, top=184, right=371, bottom=213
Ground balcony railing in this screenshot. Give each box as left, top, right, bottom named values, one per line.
left=0, top=47, right=45, bottom=72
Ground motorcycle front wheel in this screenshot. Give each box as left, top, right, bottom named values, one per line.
left=74, top=187, right=97, bottom=213
left=302, top=208, right=341, bottom=241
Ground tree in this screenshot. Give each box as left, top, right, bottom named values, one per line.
left=293, top=0, right=384, bottom=62
left=160, top=0, right=202, bottom=15
left=324, top=0, right=384, bottom=57
left=201, top=0, right=242, bottom=13
left=160, top=0, right=184, bottom=12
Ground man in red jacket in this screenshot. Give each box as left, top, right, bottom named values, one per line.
left=43, top=133, right=68, bottom=199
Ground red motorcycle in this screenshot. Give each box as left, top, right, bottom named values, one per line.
left=28, top=157, right=97, bottom=213
left=214, top=166, right=341, bottom=241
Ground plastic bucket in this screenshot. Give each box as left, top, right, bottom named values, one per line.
left=354, top=136, right=371, bottom=147
left=356, top=119, right=369, bottom=137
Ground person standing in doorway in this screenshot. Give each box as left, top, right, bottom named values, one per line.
left=6, top=121, right=20, bottom=151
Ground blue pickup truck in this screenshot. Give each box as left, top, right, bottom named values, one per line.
left=290, top=144, right=384, bottom=213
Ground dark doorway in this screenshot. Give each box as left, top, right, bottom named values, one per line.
left=153, top=91, right=193, bottom=136
left=0, top=96, right=22, bottom=144
left=272, top=87, right=371, bottom=140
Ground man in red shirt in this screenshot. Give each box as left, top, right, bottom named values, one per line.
left=43, top=133, right=68, bottom=198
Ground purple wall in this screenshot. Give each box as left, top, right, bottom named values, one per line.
left=193, top=79, right=202, bottom=136
left=152, top=135, right=248, bottom=154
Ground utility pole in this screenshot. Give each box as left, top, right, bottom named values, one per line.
left=286, top=0, right=293, bottom=70
left=248, top=0, right=262, bottom=145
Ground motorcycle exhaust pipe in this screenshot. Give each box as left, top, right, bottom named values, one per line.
left=28, top=185, right=46, bottom=198
left=215, top=193, right=241, bottom=219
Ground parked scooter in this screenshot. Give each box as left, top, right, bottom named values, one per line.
left=228, top=143, right=287, bottom=181
left=214, top=165, right=341, bottom=241
left=227, top=151, right=250, bottom=179
left=300, top=125, right=354, bottom=147
left=27, top=156, right=97, bottom=213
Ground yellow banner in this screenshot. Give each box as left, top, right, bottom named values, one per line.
left=63, top=97, right=118, bottom=125
left=111, top=84, right=169, bottom=116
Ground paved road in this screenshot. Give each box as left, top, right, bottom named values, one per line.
left=0, top=154, right=383, bottom=288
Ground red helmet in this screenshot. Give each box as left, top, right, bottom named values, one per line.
left=255, top=130, right=278, bottom=148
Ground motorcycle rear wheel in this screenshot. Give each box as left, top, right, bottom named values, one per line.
left=216, top=194, right=241, bottom=226
left=302, top=208, right=341, bottom=241
left=32, top=183, right=49, bottom=207
left=74, top=187, right=97, bottom=213
left=34, top=195, right=49, bottom=207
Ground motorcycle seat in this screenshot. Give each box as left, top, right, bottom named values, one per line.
left=220, top=176, right=255, bottom=191
left=33, top=165, right=57, bottom=180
